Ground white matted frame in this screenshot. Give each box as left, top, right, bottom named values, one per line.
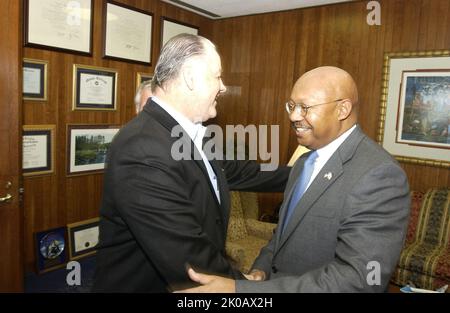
left=24, top=0, right=93, bottom=55
left=160, top=17, right=198, bottom=49
left=67, top=218, right=100, bottom=260
left=103, top=1, right=153, bottom=65
left=378, top=50, right=450, bottom=168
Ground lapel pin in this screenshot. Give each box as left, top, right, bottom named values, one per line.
left=324, top=172, right=332, bottom=180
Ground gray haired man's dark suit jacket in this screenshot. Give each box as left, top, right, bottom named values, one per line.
left=237, top=125, right=410, bottom=292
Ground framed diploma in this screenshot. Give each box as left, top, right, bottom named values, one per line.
left=161, top=17, right=198, bottom=49
left=67, top=218, right=100, bottom=260
left=136, top=72, right=153, bottom=90
left=73, top=64, right=118, bottom=111
left=23, top=125, right=55, bottom=176
left=35, top=226, right=68, bottom=274
left=23, top=59, right=48, bottom=101
left=67, top=124, right=120, bottom=176
left=103, top=1, right=153, bottom=65
left=24, top=0, right=93, bottom=55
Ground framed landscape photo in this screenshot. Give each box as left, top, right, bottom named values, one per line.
left=67, top=125, right=120, bottom=176
left=67, top=218, right=100, bottom=260
left=35, top=226, right=68, bottom=274
left=23, top=125, right=55, bottom=176
left=378, top=50, right=450, bottom=168
left=24, top=0, right=93, bottom=55
left=73, top=64, right=118, bottom=111
left=161, top=17, right=198, bottom=49
left=23, top=58, right=48, bottom=101
left=103, top=1, right=153, bottom=65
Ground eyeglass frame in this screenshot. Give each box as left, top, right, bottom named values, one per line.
left=285, top=98, right=344, bottom=116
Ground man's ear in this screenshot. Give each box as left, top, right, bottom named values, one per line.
left=337, top=99, right=352, bottom=121
left=182, top=63, right=195, bottom=91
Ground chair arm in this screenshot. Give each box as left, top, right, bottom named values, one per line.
left=245, top=219, right=276, bottom=241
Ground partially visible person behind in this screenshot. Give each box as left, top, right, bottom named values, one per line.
left=92, top=34, right=290, bottom=293
left=179, top=66, right=411, bottom=293
left=134, top=79, right=153, bottom=114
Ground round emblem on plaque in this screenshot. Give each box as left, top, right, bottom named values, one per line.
left=39, top=232, right=65, bottom=260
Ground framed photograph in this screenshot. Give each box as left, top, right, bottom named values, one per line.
left=67, top=218, right=100, bottom=260
left=23, top=58, right=48, bottom=101
left=35, top=226, right=68, bottom=274
left=67, top=124, right=120, bottom=176
left=103, top=1, right=153, bottom=65
left=136, top=72, right=153, bottom=90
left=161, top=17, right=198, bottom=49
left=24, top=0, right=93, bottom=55
left=23, top=125, right=55, bottom=176
left=378, top=50, right=450, bottom=168
left=73, top=64, right=118, bottom=111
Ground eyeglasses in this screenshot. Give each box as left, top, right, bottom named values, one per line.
left=285, top=98, right=343, bottom=116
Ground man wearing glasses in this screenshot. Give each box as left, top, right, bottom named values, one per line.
left=179, top=66, right=410, bottom=293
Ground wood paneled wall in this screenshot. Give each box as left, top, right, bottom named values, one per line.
left=23, top=0, right=212, bottom=270
left=209, top=0, right=450, bottom=215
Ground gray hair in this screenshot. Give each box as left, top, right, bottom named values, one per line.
left=152, top=33, right=214, bottom=91
left=134, top=79, right=153, bottom=109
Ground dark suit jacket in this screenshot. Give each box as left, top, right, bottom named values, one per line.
left=237, top=125, right=411, bottom=292
left=92, top=100, right=290, bottom=292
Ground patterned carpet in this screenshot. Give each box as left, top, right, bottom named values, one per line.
left=25, top=255, right=96, bottom=293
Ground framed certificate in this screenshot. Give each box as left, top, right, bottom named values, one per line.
left=136, top=72, right=153, bottom=90
left=23, top=125, right=55, bottom=176
left=161, top=17, right=198, bottom=49
left=67, top=124, right=120, bottom=176
left=24, top=0, right=93, bottom=55
left=103, top=1, right=153, bottom=65
left=73, top=64, right=118, bottom=111
left=23, top=59, right=48, bottom=101
left=67, top=218, right=100, bottom=260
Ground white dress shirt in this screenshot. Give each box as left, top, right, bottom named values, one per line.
left=151, top=96, right=221, bottom=203
left=305, top=124, right=357, bottom=190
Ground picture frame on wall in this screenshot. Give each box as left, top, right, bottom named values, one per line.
left=67, top=218, right=100, bottom=260
left=73, top=64, right=118, bottom=111
left=378, top=50, right=450, bottom=168
left=136, top=72, right=153, bottom=90
left=35, top=226, right=68, bottom=274
left=67, top=124, right=120, bottom=176
left=161, top=17, right=199, bottom=49
left=103, top=1, right=153, bottom=65
left=23, top=58, right=48, bottom=101
left=23, top=125, right=55, bottom=176
left=24, top=0, right=93, bottom=55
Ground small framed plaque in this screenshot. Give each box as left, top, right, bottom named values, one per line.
left=35, top=226, right=68, bottom=274
left=67, top=218, right=100, bottom=260
left=103, top=1, right=153, bottom=65
left=136, top=72, right=153, bottom=90
left=23, top=58, right=48, bottom=101
left=24, top=0, right=93, bottom=55
left=23, top=125, right=55, bottom=176
left=161, top=17, right=198, bottom=48
left=73, top=64, right=118, bottom=111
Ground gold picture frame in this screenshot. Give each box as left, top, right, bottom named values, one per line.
left=67, top=217, right=100, bottom=260
left=136, top=72, right=153, bottom=91
left=377, top=50, right=450, bottom=168
left=23, top=125, right=55, bottom=176
left=23, top=58, right=48, bottom=101
left=72, top=64, right=118, bottom=111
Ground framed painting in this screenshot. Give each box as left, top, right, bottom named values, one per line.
left=378, top=50, right=450, bottom=168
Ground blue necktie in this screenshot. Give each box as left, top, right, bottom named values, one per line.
left=282, top=151, right=318, bottom=233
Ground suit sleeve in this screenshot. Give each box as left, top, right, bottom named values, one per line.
left=220, top=160, right=290, bottom=192
left=112, top=145, right=237, bottom=291
left=236, top=162, right=410, bottom=292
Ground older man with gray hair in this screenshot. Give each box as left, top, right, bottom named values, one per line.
left=93, top=34, right=290, bottom=292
